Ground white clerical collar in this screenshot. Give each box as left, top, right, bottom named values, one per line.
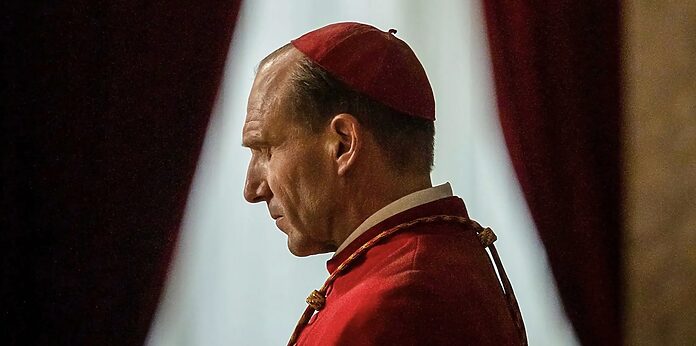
left=334, top=182, right=453, bottom=256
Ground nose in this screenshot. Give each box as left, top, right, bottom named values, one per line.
left=244, top=162, right=272, bottom=203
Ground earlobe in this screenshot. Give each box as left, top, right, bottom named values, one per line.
left=329, top=114, right=360, bottom=176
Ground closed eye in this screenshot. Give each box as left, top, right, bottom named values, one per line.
left=263, top=147, right=273, bottom=159
left=248, top=146, right=272, bottom=160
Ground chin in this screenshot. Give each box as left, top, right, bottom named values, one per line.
left=287, top=246, right=316, bottom=257
left=287, top=233, right=334, bottom=257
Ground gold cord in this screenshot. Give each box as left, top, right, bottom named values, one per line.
left=287, top=215, right=527, bottom=346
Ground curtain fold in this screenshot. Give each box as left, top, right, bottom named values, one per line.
left=2, top=1, right=241, bottom=344
left=481, top=1, right=623, bottom=344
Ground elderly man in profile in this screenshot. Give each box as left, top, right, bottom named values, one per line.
left=242, top=22, right=526, bottom=345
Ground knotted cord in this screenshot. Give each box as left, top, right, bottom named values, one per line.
left=287, top=215, right=527, bottom=346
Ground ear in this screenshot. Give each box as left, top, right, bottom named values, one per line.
left=329, top=113, right=361, bottom=176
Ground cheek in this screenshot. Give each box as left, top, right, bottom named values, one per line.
left=298, top=156, right=336, bottom=214
left=266, top=153, right=306, bottom=205
left=269, top=148, right=332, bottom=216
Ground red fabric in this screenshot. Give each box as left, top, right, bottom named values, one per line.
left=297, top=197, right=523, bottom=345
left=292, top=22, right=435, bottom=121
left=2, top=1, right=241, bottom=344
left=482, top=1, right=623, bottom=344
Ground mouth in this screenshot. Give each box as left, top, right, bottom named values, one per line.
left=268, top=208, right=285, bottom=230
left=274, top=216, right=287, bottom=233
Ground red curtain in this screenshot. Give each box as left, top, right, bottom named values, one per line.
left=482, top=1, right=623, bottom=345
left=3, top=1, right=241, bottom=344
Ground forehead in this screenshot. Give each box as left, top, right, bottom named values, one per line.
left=242, top=49, right=300, bottom=147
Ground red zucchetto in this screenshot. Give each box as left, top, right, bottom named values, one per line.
left=291, top=22, right=436, bottom=121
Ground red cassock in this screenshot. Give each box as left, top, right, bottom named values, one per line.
left=296, top=196, right=524, bottom=345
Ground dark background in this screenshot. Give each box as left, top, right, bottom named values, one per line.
left=2, top=1, right=627, bottom=345
left=3, top=2, right=241, bottom=344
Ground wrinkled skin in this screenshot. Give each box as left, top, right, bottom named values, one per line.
left=242, top=47, right=431, bottom=257
left=242, top=49, right=340, bottom=256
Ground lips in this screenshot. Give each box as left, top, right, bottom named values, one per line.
left=274, top=216, right=287, bottom=233
left=268, top=205, right=285, bottom=230
left=268, top=203, right=282, bottom=220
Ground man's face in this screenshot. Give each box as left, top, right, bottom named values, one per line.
left=242, top=54, right=338, bottom=256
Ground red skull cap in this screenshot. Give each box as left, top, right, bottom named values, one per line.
left=291, top=22, right=435, bottom=121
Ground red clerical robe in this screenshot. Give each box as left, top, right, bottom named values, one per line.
left=295, top=196, right=524, bottom=345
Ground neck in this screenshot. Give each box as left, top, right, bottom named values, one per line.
left=329, top=172, right=432, bottom=248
